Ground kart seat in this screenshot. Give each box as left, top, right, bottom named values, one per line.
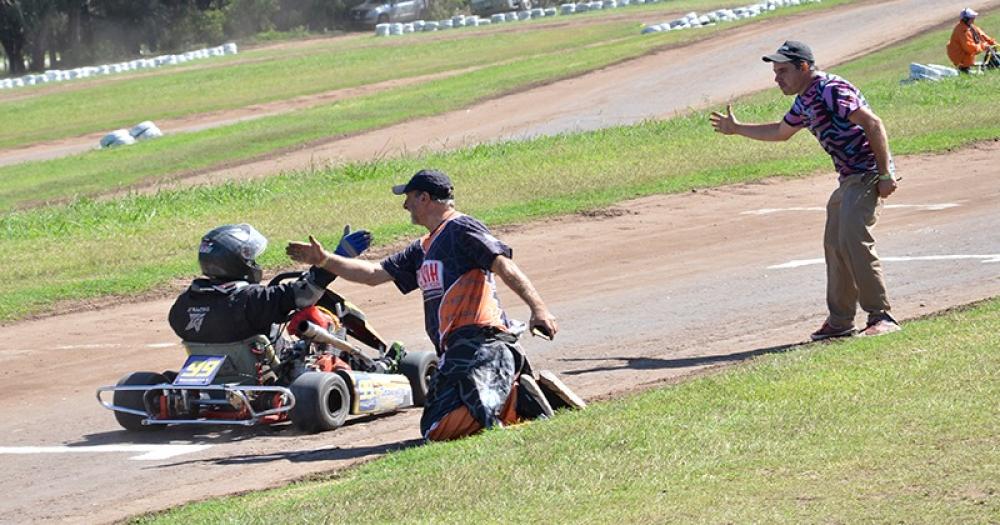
left=182, top=335, right=276, bottom=385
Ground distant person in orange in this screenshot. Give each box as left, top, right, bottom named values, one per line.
left=947, top=8, right=997, bottom=72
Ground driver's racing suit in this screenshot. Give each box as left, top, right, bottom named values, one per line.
left=168, top=266, right=335, bottom=382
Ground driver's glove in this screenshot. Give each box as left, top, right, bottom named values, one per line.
left=306, top=264, right=336, bottom=288
left=334, top=224, right=372, bottom=258
left=293, top=265, right=337, bottom=308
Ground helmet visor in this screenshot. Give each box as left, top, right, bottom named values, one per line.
left=229, top=223, right=268, bottom=261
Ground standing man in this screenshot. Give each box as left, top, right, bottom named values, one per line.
left=286, top=169, right=583, bottom=442
left=947, top=8, right=996, bottom=73
left=710, top=41, right=901, bottom=341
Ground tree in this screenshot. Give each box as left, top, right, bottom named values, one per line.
left=23, top=0, right=61, bottom=72
left=0, top=0, right=28, bottom=74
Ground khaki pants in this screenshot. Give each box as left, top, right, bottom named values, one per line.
left=823, top=174, right=892, bottom=328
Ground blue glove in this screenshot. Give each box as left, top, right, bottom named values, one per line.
left=334, top=225, right=372, bottom=258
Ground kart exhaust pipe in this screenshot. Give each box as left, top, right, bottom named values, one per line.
left=298, top=320, right=356, bottom=354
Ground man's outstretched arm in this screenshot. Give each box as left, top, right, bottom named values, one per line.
left=286, top=235, right=393, bottom=286
left=710, top=104, right=800, bottom=142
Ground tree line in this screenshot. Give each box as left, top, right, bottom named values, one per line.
left=0, top=0, right=375, bottom=75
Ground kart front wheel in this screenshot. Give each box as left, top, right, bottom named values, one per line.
left=399, top=351, right=438, bottom=406
left=289, top=372, right=350, bottom=433
left=113, top=372, right=168, bottom=432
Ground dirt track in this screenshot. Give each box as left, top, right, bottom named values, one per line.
left=2, top=143, right=998, bottom=524
left=1, top=1, right=999, bottom=523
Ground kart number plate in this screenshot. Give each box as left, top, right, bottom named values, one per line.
left=174, top=355, right=226, bottom=386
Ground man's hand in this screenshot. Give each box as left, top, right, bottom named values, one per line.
left=529, top=308, right=559, bottom=341
left=877, top=177, right=898, bottom=199
left=710, top=104, right=740, bottom=135
left=334, top=225, right=372, bottom=258
left=286, top=235, right=329, bottom=267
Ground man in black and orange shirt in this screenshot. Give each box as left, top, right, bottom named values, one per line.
left=287, top=169, right=583, bottom=441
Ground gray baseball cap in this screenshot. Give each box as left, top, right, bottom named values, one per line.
left=391, top=169, right=454, bottom=199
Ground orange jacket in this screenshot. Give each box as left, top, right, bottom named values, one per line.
left=947, top=20, right=997, bottom=68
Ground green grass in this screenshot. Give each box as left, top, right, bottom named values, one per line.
left=0, top=22, right=623, bottom=149
left=0, top=0, right=853, bottom=209
left=134, top=297, right=1000, bottom=524
left=0, top=0, right=836, bottom=151
left=0, top=9, right=998, bottom=323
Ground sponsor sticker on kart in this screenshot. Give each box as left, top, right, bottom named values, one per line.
left=352, top=372, right=413, bottom=413
left=174, top=355, right=227, bottom=386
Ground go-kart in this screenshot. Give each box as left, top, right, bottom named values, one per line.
left=96, top=272, right=438, bottom=433
left=984, top=45, right=1000, bottom=71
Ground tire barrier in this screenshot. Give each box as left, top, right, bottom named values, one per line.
left=130, top=121, right=164, bottom=141
left=370, top=0, right=822, bottom=37
left=1, top=43, right=239, bottom=91
left=100, top=121, right=164, bottom=149
left=641, top=0, right=822, bottom=35
left=99, top=129, right=136, bottom=148
left=905, top=63, right=958, bottom=83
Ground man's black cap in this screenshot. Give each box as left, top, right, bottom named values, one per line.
left=391, top=169, right=454, bottom=199
left=762, top=40, right=815, bottom=64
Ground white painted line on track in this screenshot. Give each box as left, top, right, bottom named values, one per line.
left=742, top=206, right=824, bottom=215
left=54, top=343, right=122, bottom=350
left=769, top=254, right=1000, bottom=269
left=742, top=203, right=960, bottom=215
left=6, top=341, right=177, bottom=357
left=50, top=342, right=178, bottom=351
left=0, top=444, right=212, bottom=461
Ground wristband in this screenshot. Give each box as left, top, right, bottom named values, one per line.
left=878, top=173, right=894, bottom=181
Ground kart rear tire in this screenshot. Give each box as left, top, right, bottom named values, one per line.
left=113, top=372, right=168, bottom=432
left=399, top=351, right=438, bottom=406
left=289, top=372, right=350, bottom=433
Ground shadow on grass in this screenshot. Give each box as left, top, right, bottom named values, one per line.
left=557, top=342, right=801, bottom=376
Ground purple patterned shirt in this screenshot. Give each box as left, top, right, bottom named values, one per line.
left=783, top=73, right=879, bottom=177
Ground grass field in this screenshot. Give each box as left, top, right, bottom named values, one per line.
left=0, top=0, right=854, bottom=209
left=0, top=0, right=842, bottom=150
left=133, top=297, right=1000, bottom=524
left=1, top=9, right=998, bottom=324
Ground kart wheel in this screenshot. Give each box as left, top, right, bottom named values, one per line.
left=113, top=372, right=168, bottom=432
left=399, top=351, right=438, bottom=406
left=289, top=372, right=350, bottom=433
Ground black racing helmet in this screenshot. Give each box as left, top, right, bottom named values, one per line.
left=198, top=224, right=268, bottom=283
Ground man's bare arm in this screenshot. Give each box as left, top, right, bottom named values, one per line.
left=710, top=104, right=800, bottom=141
left=849, top=106, right=897, bottom=198
left=491, top=255, right=558, bottom=338
left=286, top=235, right=393, bottom=286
